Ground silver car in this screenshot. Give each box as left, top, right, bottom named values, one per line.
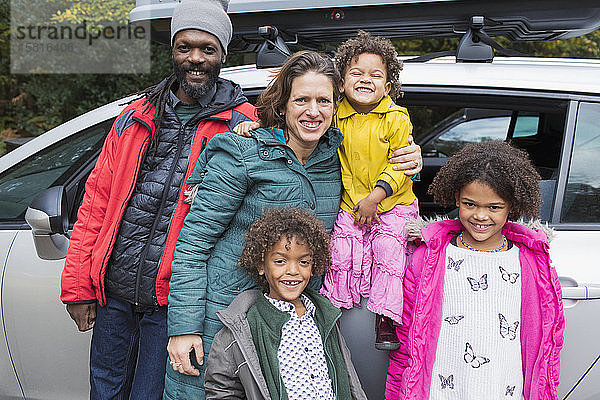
left=2, top=1, right=600, bottom=398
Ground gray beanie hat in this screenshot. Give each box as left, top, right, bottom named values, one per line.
left=170, top=0, right=232, bottom=55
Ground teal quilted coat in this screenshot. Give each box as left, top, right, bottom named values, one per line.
left=164, top=127, right=343, bottom=399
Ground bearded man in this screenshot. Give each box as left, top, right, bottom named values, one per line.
left=59, top=1, right=255, bottom=398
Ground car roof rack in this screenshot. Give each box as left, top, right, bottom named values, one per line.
left=255, top=26, right=292, bottom=68
left=251, top=15, right=528, bottom=67
left=131, top=0, right=600, bottom=46
left=404, top=16, right=526, bottom=64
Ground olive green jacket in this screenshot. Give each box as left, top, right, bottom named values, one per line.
left=205, top=289, right=367, bottom=400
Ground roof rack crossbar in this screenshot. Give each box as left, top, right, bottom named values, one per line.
left=405, top=16, right=527, bottom=63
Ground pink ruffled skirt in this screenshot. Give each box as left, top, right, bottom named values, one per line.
left=321, top=200, right=418, bottom=324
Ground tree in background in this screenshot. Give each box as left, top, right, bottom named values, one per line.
left=48, top=0, right=132, bottom=26
left=0, top=0, right=172, bottom=154
left=392, top=31, right=600, bottom=59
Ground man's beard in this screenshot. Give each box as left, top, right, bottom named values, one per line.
left=172, top=58, right=221, bottom=100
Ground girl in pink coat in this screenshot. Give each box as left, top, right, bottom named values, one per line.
left=386, top=141, right=564, bottom=400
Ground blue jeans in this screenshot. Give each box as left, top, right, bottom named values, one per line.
left=90, top=296, right=168, bottom=400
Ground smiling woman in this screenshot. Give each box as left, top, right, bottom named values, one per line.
left=255, top=51, right=341, bottom=163
left=282, top=72, right=335, bottom=163
left=164, top=51, right=345, bottom=399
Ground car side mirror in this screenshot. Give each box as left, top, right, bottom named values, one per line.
left=25, top=186, right=70, bottom=260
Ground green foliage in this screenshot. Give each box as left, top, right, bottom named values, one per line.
left=48, top=0, right=132, bottom=27
left=2, top=38, right=172, bottom=137
left=501, top=31, right=600, bottom=58
left=1, top=0, right=172, bottom=147
left=392, top=31, right=600, bottom=59
left=393, top=37, right=461, bottom=56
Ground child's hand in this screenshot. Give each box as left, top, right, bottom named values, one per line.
left=353, top=188, right=386, bottom=230
left=353, top=197, right=380, bottom=230
left=232, top=120, right=260, bottom=137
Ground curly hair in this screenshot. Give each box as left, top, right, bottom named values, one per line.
left=334, top=30, right=403, bottom=100
left=256, top=51, right=341, bottom=130
left=238, top=208, right=331, bottom=292
left=428, top=141, right=542, bottom=220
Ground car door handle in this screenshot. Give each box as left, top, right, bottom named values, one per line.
left=562, top=286, right=600, bottom=300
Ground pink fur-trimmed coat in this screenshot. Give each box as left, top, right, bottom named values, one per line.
left=385, top=219, right=565, bottom=400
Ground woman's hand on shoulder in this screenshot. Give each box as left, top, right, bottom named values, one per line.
left=232, top=120, right=261, bottom=137
left=389, top=135, right=423, bottom=176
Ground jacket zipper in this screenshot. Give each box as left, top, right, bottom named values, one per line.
left=151, top=119, right=210, bottom=304
left=98, top=118, right=151, bottom=306
left=406, top=244, right=441, bottom=398
left=223, top=318, right=272, bottom=399
left=134, top=123, right=186, bottom=306
left=325, top=315, right=340, bottom=399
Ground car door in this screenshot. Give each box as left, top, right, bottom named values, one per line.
left=403, top=90, right=555, bottom=218
left=551, top=100, right=600, bottom=400
left=400, top=90, right=600, bottom=399
left=415, top=107, right=514, bottom=216
left=0, top=119, right=113, bottom=400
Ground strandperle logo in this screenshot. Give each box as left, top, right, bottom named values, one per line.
left=10, top=0, right=151, bottom=74
left=14, top=20, right=147, bottom=46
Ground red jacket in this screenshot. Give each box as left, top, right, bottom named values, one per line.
left=60, top=93, right=256, bottom=306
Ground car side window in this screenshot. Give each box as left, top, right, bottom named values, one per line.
left=512, top=113, right=539, bottom=138
left=561, top=102, right=600, bottom=223
left=0, top=120, right=111, bottom=223
left=423, top=116, right=510, bottom=157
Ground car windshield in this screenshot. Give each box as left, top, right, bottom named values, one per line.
left=0, top=121, right=109, bottom=221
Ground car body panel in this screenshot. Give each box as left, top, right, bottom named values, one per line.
left=220, top=57, right=600, bottom=96
left=551, top=231, right=600, bottom=286
left=0, top=230, right=22, bottom=400
left=2, top=230, right=90, bottom=400
left=558, top=298, right=600, bottom=399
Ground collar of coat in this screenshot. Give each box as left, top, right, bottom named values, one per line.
left=336, top=95, right=408, bottom=119
left=128, top=76, right=249, bottom=133
left=406, top=216, right=554, bottom=252
left=217, top=287, right=341, bottom=332
left=252, top=126, right=344, bottom=162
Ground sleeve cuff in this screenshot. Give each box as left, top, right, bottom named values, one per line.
left=376, top=180, right=394, bottom=198
left=62, top=299, right=97, bottom=305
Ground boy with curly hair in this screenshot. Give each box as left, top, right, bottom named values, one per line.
left=204, top=208, right=366, bottom=400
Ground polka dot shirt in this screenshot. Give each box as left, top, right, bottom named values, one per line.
left=265, top=294, right=336, bottom=400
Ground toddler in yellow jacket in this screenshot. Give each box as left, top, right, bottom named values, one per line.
left=320, top=31, right=418, bottom=351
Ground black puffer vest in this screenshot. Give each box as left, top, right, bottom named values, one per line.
left=105, top=101, right=195, bottom=307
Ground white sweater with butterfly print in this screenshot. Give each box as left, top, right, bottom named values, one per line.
left=429, top=244, right=522, bottom=399
left=385, top=218, right=565, bottom=400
